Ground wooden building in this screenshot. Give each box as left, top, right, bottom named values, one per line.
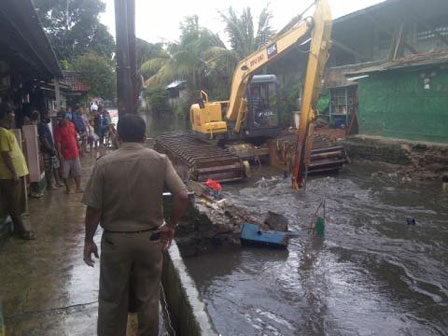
left=0, top=0, right=63, bottom=235
left=324, top=0, right=448, bottom=142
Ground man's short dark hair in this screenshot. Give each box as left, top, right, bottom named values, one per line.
left=57, top=111, right=67, bottom=119
left=31, top=110, right=40, bottom=122
left=117, top=114, right=146, bottom=142
left=0, top=102, right=13, bottom=120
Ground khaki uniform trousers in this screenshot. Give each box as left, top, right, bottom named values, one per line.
left=98, top=231, right=163, bottom=336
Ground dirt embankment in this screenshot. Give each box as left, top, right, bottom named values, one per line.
left=343, top=135, right=448, bottom=183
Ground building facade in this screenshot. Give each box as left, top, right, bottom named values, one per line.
left=0, top=0, right=62, bottom=233
left=354, top=53, right=448, bottom=143
left=324, top=0, right=448, bottom=143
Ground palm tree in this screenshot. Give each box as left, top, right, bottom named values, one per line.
left=202, top=5, right=275, bottom=93
left=140, top=7, right=275, bottom=99
left=139, top=47, right=173, bottom=85
left=136, top=38, right=165, bottom=69
left=140, top=16, right=226, bottom=90
left=219, top=5, right=275, bottom=59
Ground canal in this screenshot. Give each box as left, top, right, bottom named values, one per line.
left=183, top=161, right=448, bottom=336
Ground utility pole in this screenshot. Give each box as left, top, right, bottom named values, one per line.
left=114, top=0, right=138, bottom=116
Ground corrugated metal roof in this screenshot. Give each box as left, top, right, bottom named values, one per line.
left=325, top=61, right=383, bottom=88
left=166, top=80, right=186, bottom=89
left=346, top=50, right=448, bottom=76
left=251, top=75, right=279, bottom=84
left=333, top=0, right=389, bottom=25
left=0, top=0, right=62, bottom=78
left=61, top=71, right=89, bottom=92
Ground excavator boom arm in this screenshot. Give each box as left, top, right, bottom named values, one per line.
left=225, top=18, right=312, bottom=131
left=292, top=0, right=332, bottom=189
left=225, top=0, right=332, bottom=137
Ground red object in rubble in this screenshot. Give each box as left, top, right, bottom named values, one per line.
left=205, top=179, right=222, bottom=192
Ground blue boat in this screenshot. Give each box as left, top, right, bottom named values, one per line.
left=240, top=223, right=288, bottom=249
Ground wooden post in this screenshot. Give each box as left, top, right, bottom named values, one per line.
left=267, top=139, right=279, bottom=167
left=115, top=0, right=138, bottom=116
left=54, top=79, right=61, bottom=114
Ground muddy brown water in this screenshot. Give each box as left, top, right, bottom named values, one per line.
left=183, top=162, right=448, bottom=336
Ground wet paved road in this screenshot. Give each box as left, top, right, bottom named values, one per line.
left=0, top=155, right=100, bottom=335
left=184, top=161, right=448, bottom=336
left=0, top=153, right=167, bottom=335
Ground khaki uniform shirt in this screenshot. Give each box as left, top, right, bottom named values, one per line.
left=82, top=142, right=186, bottom=231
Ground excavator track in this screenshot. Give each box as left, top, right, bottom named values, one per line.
left=155, top=133, right=346, bottom=183
left=308, top=134, right=347, bottom=174
left=154, top=134, right=245, bottom=182
left=274, top=133, right=347, bottom=174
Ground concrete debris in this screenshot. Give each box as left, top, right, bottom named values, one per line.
left=263, top=211, right=289, bottom=232
left=172, top=192, right=279, bottom=255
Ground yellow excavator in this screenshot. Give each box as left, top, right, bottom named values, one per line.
left=155, top=0, right=342, bottom=186
left=190, top=0, right=330, bottom=140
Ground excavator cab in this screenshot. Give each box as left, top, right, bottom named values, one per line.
left=244, top=75, right=281, bottom=140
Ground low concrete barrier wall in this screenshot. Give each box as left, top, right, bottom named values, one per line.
left=342, top=135, right=448, bottom=167
left=161, top=242, right=219, bottom=336
left=0, top=299, right=5, bottom=336
left=0, top=217, right=13, bottom=244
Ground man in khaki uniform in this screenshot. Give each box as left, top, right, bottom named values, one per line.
left=82, top=114, right=188, bottom=336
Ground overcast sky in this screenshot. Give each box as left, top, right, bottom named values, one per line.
left=100, top=0, right=385, bottom=44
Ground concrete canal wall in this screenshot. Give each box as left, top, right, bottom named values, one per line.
left=0, top=218, right=12, bottom=244
left=342, top=135, right=448, bottom=169
left=161, top=242, right=219, bottom=336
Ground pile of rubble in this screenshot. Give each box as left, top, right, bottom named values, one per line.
left=401, top=143, right=448, bottom=180
left=344, top=135, right=448, bottom=183
left=370, top=143, right=448, bottom=184
left=173, top=183, right=288, bottom=255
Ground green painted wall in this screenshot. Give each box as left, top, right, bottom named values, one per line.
left=357, top=66, right=448, bottom=143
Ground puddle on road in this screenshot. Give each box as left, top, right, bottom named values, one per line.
left=183, top=162, right=448, bottom=336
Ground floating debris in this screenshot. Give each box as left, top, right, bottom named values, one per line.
left=240, top=223, right=288, bottom=249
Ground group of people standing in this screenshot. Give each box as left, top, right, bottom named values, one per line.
left=0, top=101, right=115, bottom=241
left=2, top=100, right=191, bottom=333
left=38, top=103, right=114, bottom=194
left=65, top=103, right=113, bottom=153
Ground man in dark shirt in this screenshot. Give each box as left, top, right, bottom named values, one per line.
left=37, top=110, right=63, bottom=190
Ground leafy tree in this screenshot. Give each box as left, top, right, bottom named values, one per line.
left=277, top=81, right=300, bottom=128
left=90, top=24, right=115, bottom=59
left=34, top=0, right=115, bottom=61
left=72, top=52, right=116, bottom=99
left=143, top=85, right=171, bottom=115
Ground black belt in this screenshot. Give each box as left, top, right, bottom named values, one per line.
left=104, top=228, right=159, bottom=234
